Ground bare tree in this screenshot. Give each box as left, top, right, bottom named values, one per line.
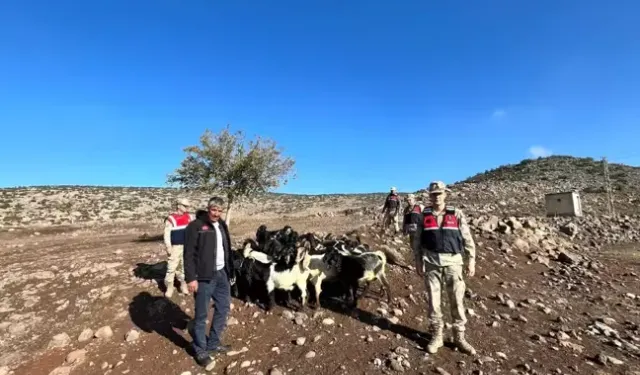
left=167, top=125, right=295, bottom=225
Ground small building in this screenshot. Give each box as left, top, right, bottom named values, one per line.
left=544, top=191, right=583, bottom=217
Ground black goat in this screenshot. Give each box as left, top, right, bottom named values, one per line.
left=232, top=237, right=309, bottom=311
left=256, top=224, right=299, bottom=251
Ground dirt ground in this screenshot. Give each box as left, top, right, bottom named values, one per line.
left=1, top=215, right=639, bottom=375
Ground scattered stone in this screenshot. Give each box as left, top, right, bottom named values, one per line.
left=65, top=349, right=87, bottom=365
left=48, top=366, right=72, bottom=375
left=125, top=329, right=140, bottom=342
left=77, top=328, right=93, bottom=342
left=94, top=326, right=113, bottom=339
left=48, top=333, right=71, bottom=349
left=322, top=318, right=335, bottom=326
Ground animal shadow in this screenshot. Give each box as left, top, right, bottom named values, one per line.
left=132, top=233, right=164, bottom=243
left=128, top=291, right=194, bottom=354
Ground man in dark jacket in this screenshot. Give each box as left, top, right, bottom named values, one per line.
left=184, top=196, right=235, bottom=369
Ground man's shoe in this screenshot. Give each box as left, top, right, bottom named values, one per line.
left=207, top=344, right=231, bottom=356
left=195, top=352, right=216, bottom=371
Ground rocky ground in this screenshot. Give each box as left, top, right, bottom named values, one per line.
left=1, top=211, right=639, bottom=375
left=1, top=156, right=640, bottom=375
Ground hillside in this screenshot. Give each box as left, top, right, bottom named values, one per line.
left=462, top=155, right=640, bottom=192
left=0, top=187, right=385, bottom=228
left=1, top=155, right=640, bottom=375
left=2, top=156, right=640, bottom=227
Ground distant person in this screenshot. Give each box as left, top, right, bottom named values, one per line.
left=184, top=196, right=235, bottom=369
left=415, top=181, right=477, bottom=356
left=163, top=198, right=194, bottom=298
left=381, top=186, right=401, bottom=235
left=402, top=193, right=425, bottom=252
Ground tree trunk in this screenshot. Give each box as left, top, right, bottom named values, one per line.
left=225, top=198, right=234, bottom=226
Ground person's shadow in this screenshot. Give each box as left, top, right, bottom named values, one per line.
left=317, top=283, right=443, bottom=351
left=128, top=291, right=194, bottom=355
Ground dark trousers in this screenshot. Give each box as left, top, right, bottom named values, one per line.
left=191, top=269, right=231, bottom=356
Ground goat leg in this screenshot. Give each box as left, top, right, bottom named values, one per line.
left=296, top=278, right=308, bottom=310
left=266, top=280, right=276, bottom=311
left=379, top=273, right=392, bottom=303
left=312, top=275, right=325, bottom=309
left=348, top=282, right=359, bottom=309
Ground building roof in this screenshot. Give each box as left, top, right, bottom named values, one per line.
left=544, top=191, right=579, bottom=197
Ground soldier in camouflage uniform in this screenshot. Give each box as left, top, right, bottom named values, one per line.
left=163, top=198, right=195, bottom=297
left=380, top=187, right=401, bottom=235
left=415, top=181, right=477, bottom=355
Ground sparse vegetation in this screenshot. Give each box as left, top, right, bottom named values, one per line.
left=166, top=126, right=296, bottom=225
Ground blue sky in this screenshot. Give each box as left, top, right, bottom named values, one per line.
left=1, top=0, right=639, bottom=194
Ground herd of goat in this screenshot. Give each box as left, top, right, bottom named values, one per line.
left=229, top=225, right=392, bottom=311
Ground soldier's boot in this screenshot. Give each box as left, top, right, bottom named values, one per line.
left=453, top=330, right=476, bottom=355
left=179, top=281, right=189, bottom=295
left=426, top=325, right=444, bottom=354
left=164, top=284, right=174, bottom=298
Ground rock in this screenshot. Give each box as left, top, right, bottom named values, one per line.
left=322, top=318, right=335, bottom=326
left=48, top=366, right=72, bottom=375
left=94, top=326, right=113, bottom=339
left=296, top=337, right=306, bottom=345
left=512, top=238, right=530, bottom=252
left=48, top=333, right=71, bottom=349
left=77, top=328, right=93, bottom=342
left=435, top=368, right=451, bottom=375
left=388, top=359, right=404, bottom=372
left=125, top=329, right=140, bottom=342
left=226, top=347, right=249, bottom=356
left=65, top=349, right=87, bottom=365
left=557, top=250, right=580, bottom=264
left=268, top=368, right=284, bottom=375
left=596, top=352, right=624, bottom=365
left=227, top=317, right=239, bottom=326
left=378, top=245, right=406, bottom=266
left=0, top=366, right=8, bottom=375
left=560, top=222, right=578, bottom=237
left=305, top=351, right=316, bottom=359
left=507, top=217, right=523, bottom=230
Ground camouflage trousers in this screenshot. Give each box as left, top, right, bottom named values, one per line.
left=423, top=262, right=468, bottom=332
left=382, top=212, right=399, bottom=233
left=164, top=244, right=185, bottom=287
